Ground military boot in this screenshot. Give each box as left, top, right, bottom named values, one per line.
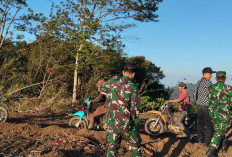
left=205, top=146, right=217, bottom=157
left=222, top=140, right=227, bottom=153
left=88, top=122, right=94, bottom=130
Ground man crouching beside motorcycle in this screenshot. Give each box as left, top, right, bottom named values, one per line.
left=166, top=82, right=192, bottom=139
left=88, top=79, right=109, bottom=130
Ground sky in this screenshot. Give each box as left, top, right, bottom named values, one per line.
left=122, top=0, right=232, bottom=87
left=25, top=0, right=232, bottom=87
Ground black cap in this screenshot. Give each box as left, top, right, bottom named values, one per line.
left=202, top=67, right=215, bottom=74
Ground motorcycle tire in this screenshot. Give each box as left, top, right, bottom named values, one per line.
left=69, top=116, right=87, bottom=129
left=0, top=107, right=8, bottom=123
left=144, top=117, right=164, bottom=136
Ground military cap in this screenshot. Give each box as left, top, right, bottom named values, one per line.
left=216, top=71, right=226, bottom=77
left=178, top=82, right=186, bottom=88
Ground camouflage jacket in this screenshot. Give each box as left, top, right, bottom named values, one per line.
left=100, top=76, right=140, bottom=127
left=208, top=82, right=232, bottom=122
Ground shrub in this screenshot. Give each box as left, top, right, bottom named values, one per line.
left=139, top=96, right=165, bottom=112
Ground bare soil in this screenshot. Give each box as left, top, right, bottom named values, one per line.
left=0, top=111, right=231, bottom=157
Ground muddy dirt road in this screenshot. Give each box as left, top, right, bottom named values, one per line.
left=0, top=111, right=231, bottom=157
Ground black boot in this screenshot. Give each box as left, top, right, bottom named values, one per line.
left=205, top=146, right=217, bottom=157
left=222, top=140, right=227, bottom=153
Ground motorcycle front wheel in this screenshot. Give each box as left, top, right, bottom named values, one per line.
left=69, top=116, right=87, bottom=129
left=0, top=107, right=8, bottom=123
left=144, top=117, right=164, bottom=136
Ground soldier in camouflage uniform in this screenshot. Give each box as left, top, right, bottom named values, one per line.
left=100, top=65, right=141, bottom=157
left=206, top=71, right=232, bottom=157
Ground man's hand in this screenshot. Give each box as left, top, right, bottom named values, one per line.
left=165, top=101, right=170, bottom=108
left=101, top=92, right=107, bottom=95
left=88, top=100, right=92, bottom=105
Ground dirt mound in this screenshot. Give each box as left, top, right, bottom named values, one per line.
left=0, top=111, right=231, bottom=157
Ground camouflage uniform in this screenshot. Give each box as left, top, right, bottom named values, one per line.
left=208, top=72, right=232, bottom=149
left=101, top=76, right=141, bottom=157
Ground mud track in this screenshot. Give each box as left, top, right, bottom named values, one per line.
left=0, top=111, right=231, bottom=157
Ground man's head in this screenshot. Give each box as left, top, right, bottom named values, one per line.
left=202, top=67, right=215, bottom=80
left=122, top=64, right=136, bottom=79
left=216, top=71, right=227, bottom=83
left=96, top=79, right=104, bottom=91
left=96, top=79, right=104, bottom=87
left=178, top=82, right=187, bottom=91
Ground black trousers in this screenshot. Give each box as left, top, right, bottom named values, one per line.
left=197, top=105, right=213, bottom=145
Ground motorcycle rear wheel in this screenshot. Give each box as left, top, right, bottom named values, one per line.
left=69, top=116, right=87, bottom=129
left=144, top=117, right=164, bottom=136
left=0, top=107, right=8, bottom=123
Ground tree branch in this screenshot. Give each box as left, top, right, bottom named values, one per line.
left=7, top=75, right=65, bottom=96
left=100, top=15, right=133, bottom=23
left=0, top=4, right=22, bottom=48
left=0, top=2, right=10, bottom=40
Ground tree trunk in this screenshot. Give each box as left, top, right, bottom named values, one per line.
left=72, top=44, right=83, bottom=103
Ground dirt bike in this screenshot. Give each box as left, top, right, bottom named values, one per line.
left=144, top=103, right=197, bottom=136
left=68, top=98, right=106, bottom=130
left=0, top=94, right=8, bottom=123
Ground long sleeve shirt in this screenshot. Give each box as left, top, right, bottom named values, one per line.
left=100, top=76, right=140, bottom=126
left=91, top=93, right=106, bottom=103
left=196, top=77, right=212, bottom=106
left=208, top=82, right=232, bottom=122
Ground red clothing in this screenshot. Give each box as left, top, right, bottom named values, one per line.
left=178, top=89, right=191, bottom=111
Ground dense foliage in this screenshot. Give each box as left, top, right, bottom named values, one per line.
left=0, top=0, right=168, bottom=112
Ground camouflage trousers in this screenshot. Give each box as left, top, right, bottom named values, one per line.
left=106, top=124, right=141, bottom=157
left=210, top=119, right=229, bottom=149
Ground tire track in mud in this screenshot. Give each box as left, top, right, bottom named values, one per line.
left=0, top=111, right=231, bottom=157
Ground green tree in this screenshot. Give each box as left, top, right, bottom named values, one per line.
left=32, top=0, right=163, bottom=103
left=128, top=56, right=165, bottom=95
left=0, top=0, right=165, bottom=110
left=0, top=35, right=76, bottom=110
left=0, top=0, right=34, bottom=49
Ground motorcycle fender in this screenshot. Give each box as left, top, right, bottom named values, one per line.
left=72, top=111, right=85, bottom=119
left=146, top=110, right=167, bottom=123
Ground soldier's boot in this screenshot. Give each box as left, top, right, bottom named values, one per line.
left=88, top=122, right=94, bottom=130
left=222, top=140, right=227, bottom=153
left=205, top=146, right=217, bottom=157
